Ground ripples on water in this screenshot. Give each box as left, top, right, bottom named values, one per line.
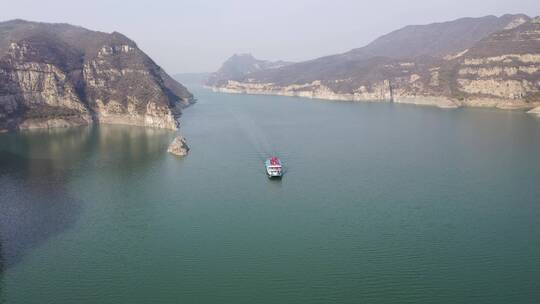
left=0, top=128, right=88, bottom=269
left=0, top=86, right=540, bottom=303
left=0, top=126, right=175, bottom=270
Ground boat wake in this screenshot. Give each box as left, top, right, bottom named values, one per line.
left=226, top=105, right=292, bottom=176
left=228, top=107, right=276, bottom=161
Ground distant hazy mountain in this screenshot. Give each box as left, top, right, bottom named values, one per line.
left=208, top=14, right=540, bottom=111
left=0, top=19, right=193, bottom=132
left=206, top=53, right=293, bottom=86
left=173, top=72, right=211, bottom=86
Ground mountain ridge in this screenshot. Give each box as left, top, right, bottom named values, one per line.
left=208, top=14, right=540, bottom=111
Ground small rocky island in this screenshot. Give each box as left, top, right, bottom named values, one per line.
left=167, top=135, right=189, bottom=157
left=0, top=20, right=194, bottom=136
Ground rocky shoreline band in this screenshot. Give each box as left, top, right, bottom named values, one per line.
left=209, top=82, right=540, bottom=112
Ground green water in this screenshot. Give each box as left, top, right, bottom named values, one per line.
left=1, top=87, right=540, bottom=303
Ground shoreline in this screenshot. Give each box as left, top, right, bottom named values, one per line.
left=1, top=98, right=197, bottom=133
left=209, top=85, right=540, bottom=112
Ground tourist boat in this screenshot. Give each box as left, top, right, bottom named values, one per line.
left=265, top=156, right=283, bottom=178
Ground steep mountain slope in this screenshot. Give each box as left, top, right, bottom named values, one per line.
left=0, top=20, right=193, bottom=132
left=347, top=14, right=529, bottom=59
left=209, top=14, right=540, bottom=110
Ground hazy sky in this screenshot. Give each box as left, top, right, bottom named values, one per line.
left=3, top=0, right=539, bottom=73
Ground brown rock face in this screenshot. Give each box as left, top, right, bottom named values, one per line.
left=167, top=135, right=189, bottom=157
left=0, top=20, right=194, bottom=131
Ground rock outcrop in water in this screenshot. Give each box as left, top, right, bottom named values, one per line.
left=0, top=20, right=194, bottom=132
left=529, top=106, right=540, bottom=117
left=208, top=14, right=540, bottom=110
left=167, top=135, right=189, bottom=157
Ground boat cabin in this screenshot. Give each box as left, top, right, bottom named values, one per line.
left=265, top=156, right=283, bottom=178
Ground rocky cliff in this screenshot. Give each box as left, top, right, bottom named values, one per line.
left=208, top=14, right=540, bottom=110
left=0, top=20, right=193, bottom=132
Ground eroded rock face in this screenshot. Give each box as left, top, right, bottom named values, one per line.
left=0, top=20, right=194, bottom=131
left=167, top=135, right=189, bottom=157
left=0, top=40, right=93, bottom=130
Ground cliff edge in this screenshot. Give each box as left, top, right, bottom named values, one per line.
left=0, top=20, right=194, bottom=132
